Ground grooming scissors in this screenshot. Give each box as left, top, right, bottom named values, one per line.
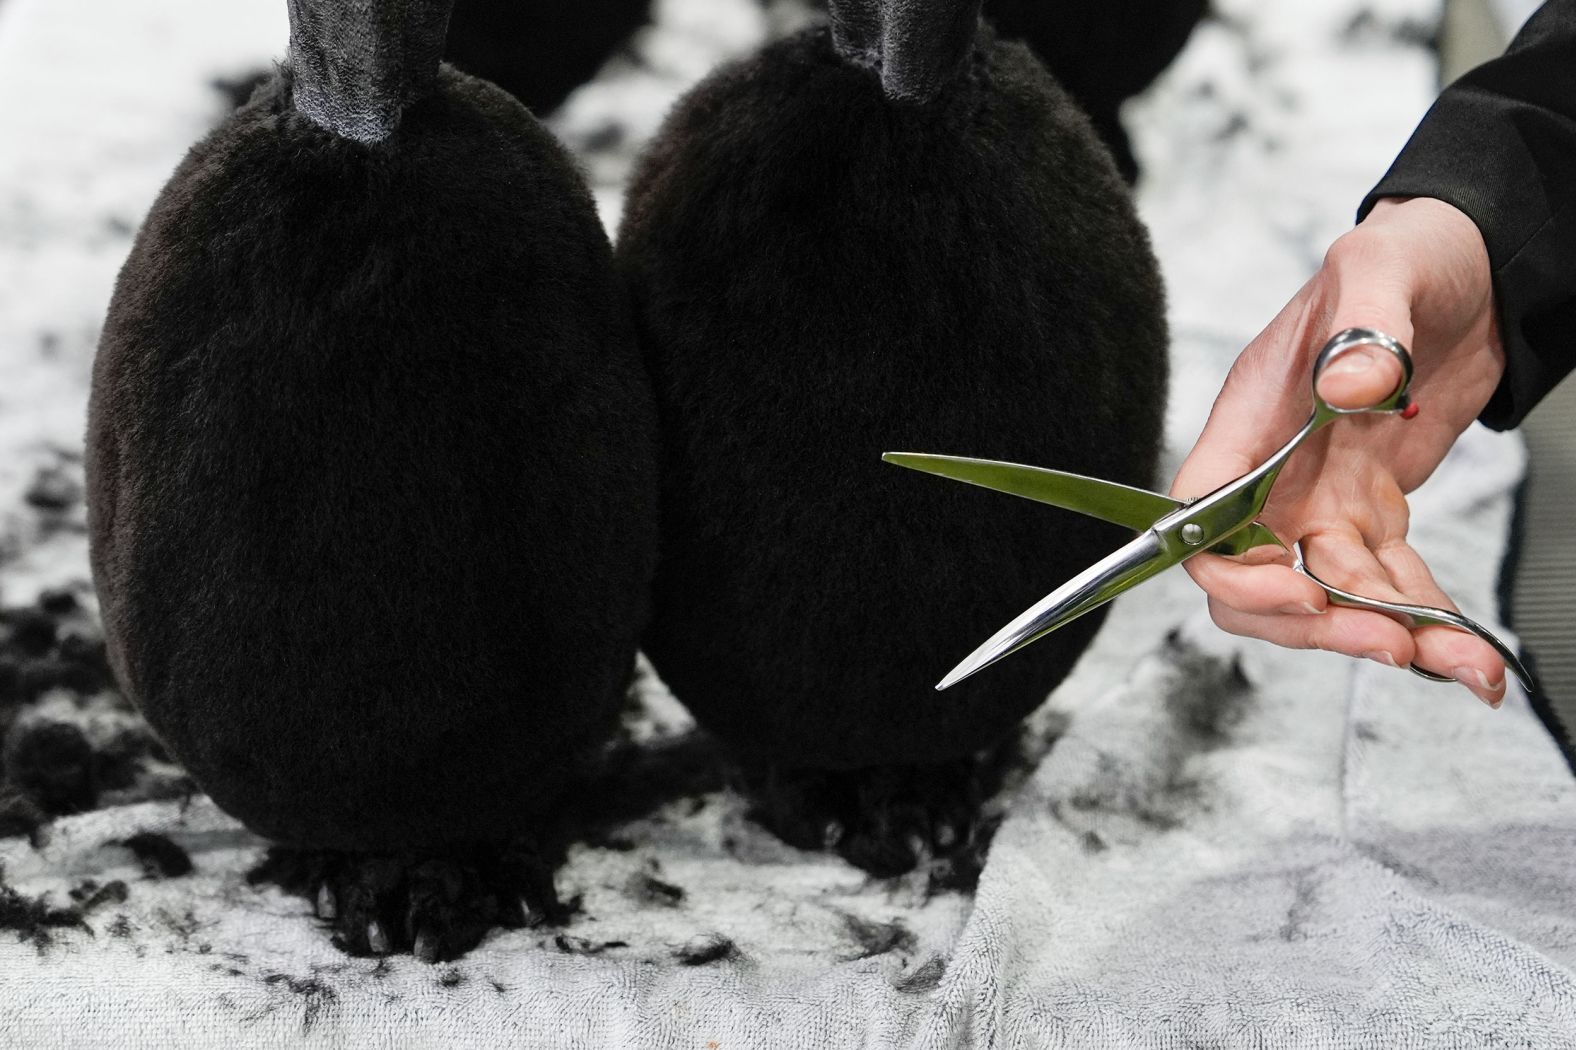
left=884, top=327, right=1535, bottom=693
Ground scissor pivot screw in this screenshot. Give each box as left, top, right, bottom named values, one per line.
left=1181, top=523, right=1205, bottom=546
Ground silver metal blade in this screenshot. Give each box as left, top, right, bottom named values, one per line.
left=937, top=531, right=1176, bottom=689
left=883, top=452, right=1174, bottom=531
left=883, top=451, right=1284, bottom=555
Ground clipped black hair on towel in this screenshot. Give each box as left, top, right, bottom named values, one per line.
left=0, top=878, right=90, bottom=953
left=619, top=2, right=1167, bottom=869
left=86, top=0, right=658, bottom=853
left=118, top=832, right=194, bottom=879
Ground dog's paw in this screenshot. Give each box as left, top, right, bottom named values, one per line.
left=745, top=753, right=1007, bottom=885
left=249, top=842, right=570, bottom=962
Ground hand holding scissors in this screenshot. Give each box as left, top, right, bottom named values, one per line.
left=1171, top=198, right=1511, bottom=706
left=886, top=325, right=1532, bottom=703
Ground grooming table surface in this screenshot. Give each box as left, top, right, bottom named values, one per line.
left=1, top=0, right=1572, bottom=1046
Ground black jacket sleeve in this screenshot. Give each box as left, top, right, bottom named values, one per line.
left=1358, top=0, right=1576, bottom=430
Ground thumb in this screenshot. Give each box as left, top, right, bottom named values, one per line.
left=1313, top=286, right=1413, bottom=412
left=1316, top=342, right=1408, bottom=410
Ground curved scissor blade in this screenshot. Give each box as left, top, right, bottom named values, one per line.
left=882, top=452, right=1177, bottom=532
left=882, top=451, right=1283, bottom=555
left=938, top=531, right=1177, bottom=690
left=882, top=450, right=1178, bottom=532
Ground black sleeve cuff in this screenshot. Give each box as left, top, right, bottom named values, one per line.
left=1357, top=3, right=1576, bottom=430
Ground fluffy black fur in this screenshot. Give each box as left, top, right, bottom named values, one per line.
left=86, top=66, right=658, bottom=851
left=444, top=0, right=651, bottom=115
left=985, top=0, right=1207, bottom=181
left=619, top=26, right=1167, bottom=869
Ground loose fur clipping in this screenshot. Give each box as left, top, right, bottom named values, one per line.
left=620, top=25, right=1167, bottom=780
left=86, top=66, right=659, bottom=851
left=0, top=584, right=180, bottom=842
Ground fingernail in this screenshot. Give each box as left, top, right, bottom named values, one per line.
left=1325, top=348, right=1378, bottom=375
left=1278, top=601, right=1325, bottom=615
left=1452, top=666, right=1505, bottom=709
left=1362, top=651, right=1399, bottom=668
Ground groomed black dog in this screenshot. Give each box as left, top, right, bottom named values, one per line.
left=87, top=0, right=658, bottom=959
left=619, top=0, right=1168, bottom=876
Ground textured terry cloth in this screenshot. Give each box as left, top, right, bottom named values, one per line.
left=1, top=0, right=1573, bottom=1048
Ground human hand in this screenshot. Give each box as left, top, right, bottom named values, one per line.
left=1170, top=197, right=1510, bottom=706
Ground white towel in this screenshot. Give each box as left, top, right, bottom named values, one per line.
left=1, top=0, right=1571, bottom=1046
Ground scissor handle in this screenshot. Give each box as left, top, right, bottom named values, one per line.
left=1155, top=328, right=1420, bottom=554
left=1294, top=552, right=1536, bottom=694
left=1309, top=327, right=1414, bottom=419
